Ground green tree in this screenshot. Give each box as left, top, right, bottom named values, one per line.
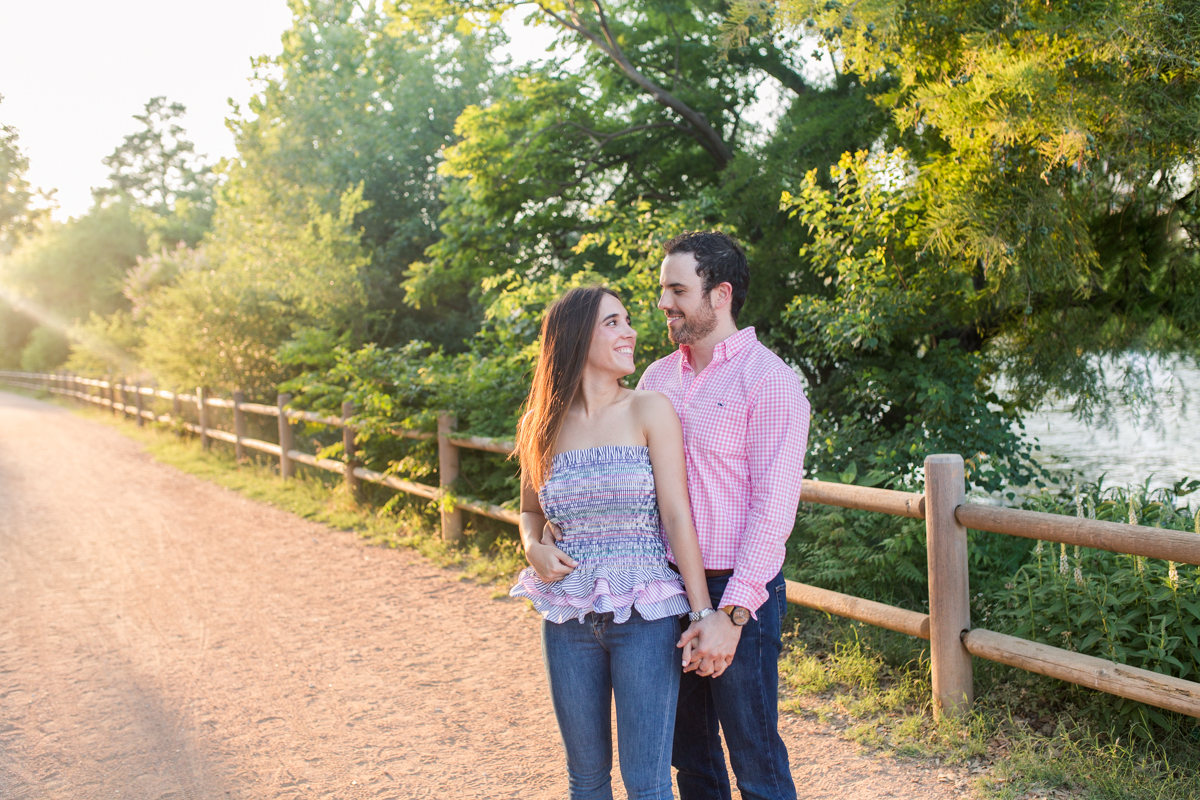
left=746, top=0, right=1200, bottom=420
left=228, top=0, right=497, bottom=350
left=404, top=0, right=881, bottom=348
left=0, top=97, right=46, bottom=253
left=19, top=325, right=71, bottom=372
left=2, top=95, right=215, bottom=373
left=134, top=177, right=371, bottom=395
left=97, top=96, right=216, bottom=248
left=2, top=202, right=144, bottom=325
left=780, top=150, right=1042, bottom=491
left=0, top=99, right=46, bottom=367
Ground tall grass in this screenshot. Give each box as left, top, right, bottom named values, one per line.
left=27, top=387, right=1200, bottom=798
left=69, top=401, right=529, bottom=591
left=992, top=480, right=1200, bottom=734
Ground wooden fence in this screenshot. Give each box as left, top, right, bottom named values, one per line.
left=4, top=370, right=1200, bottom=722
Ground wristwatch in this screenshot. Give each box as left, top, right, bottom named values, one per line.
left=688, top=608, right=716, bottom=622
left=723, top=606, right=751, bottom=626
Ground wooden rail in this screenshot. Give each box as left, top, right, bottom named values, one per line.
left=4, top=369, right=1199, bottom=722
left=0, top=371, right=514, bottom=531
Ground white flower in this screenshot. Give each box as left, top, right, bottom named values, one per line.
left=1060, top=543, right=1069, bottom=577
left=1074, top=565, right=1085, bottom=587
left=1034, top=540, right=1044, bottom=556
left=1169, top=561, right=1179, bottom=589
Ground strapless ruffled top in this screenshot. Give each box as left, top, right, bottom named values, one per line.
left=510, top=445, right=689, bottom=623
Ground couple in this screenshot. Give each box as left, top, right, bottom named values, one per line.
left=511, top=231, right=811, bottom=800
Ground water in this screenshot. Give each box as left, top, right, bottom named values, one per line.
left=1023, top=361, right=1200, bottom=490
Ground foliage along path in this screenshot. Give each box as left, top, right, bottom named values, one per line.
left=0, top=390, right=970, bottom=799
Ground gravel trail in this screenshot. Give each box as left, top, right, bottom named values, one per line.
left=0, top=390, right=968, bottom=799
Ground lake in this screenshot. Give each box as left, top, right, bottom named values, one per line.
left=1023, top=360, right=1200, bottom=491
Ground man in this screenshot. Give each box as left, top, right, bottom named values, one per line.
left=638, top=230, right=810, bottom=800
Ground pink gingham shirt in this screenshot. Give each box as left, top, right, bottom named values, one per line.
left=638, top=327, right=810, bottom=615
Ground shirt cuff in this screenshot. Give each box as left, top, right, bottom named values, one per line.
left=717, top=577, right=769, bottom=619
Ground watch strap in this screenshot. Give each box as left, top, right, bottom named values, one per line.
left=723, top=606, right=750, bottom=626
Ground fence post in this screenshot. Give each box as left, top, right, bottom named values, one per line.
left=134, top=382, right=145, bottom=427
left=197, top=387, right=210, bottom=450
left=277, top=392, right=294, bottom=479
left=233, top=390, right=247, bottom=462
left=342, top=400, right=362, bottom=502
left=925, top=453, right=973, bottom=718
left=172, top=391, right=182, bottom=434
left=437, top=411, right=464, bottom=544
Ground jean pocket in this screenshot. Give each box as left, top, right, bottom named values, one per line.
left=775, top=581, right=787, bottom=630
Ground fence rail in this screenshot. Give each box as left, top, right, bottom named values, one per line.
left=4, top=369, right=1199, bottom=721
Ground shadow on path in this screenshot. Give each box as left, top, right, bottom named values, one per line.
left=0, top=391, right=968, bottom=799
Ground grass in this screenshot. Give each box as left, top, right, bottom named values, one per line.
left=37, top=392, right=529, bottom=592
left=780, top=605, right=1200, bottom=799
left=15, top=385, right=1200, bottom=798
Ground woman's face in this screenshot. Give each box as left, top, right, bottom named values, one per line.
left=587, top=293, right=637, bottom=379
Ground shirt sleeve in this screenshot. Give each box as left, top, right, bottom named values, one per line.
left=717, top=368, right=811, bottom=615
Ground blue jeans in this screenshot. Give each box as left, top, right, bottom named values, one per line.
left=673, top=572, right=796, bottom=800
left=542, top=609, right=682, bottom=800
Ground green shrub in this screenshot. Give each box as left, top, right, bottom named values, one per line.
left=20, top=325, right=70, bottom=371
left=991, top=480, right=1200, bottom=730
left=786, top=462, right=1041, bottom=608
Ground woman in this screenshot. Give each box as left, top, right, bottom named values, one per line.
left=510, top=285, right=714, bottom=800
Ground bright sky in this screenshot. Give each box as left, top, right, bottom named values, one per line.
left=0, top=2, right=560, bottom=222
left=1, top=1, right=799, bottom=223
left=0, top=0, right=295, bottom=221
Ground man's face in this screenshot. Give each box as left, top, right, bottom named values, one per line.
left=658, top=251, right=717, bottom=345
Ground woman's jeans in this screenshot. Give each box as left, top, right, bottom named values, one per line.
left=542, top=608, right=681, bottom=800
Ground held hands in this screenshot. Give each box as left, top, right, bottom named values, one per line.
left=678, top=611, right=741, bottom=678
left=524, top=520, right=575, bottom=583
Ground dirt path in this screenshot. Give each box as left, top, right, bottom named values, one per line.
left=0, top=390, right=971, bottom=799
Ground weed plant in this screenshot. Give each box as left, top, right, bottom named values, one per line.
left=780, top=606, right=1200, bottom=799
left=786, top=499, right=1039, bottom=611
left=991, top=480, right=1200, bottom=732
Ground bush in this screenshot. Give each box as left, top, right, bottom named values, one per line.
left=991, top=480, right=1200, bottom=730
left=20, top=325, right=70, bottom=371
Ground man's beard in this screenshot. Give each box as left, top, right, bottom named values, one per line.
left=668, top=293, right=718, bottom=345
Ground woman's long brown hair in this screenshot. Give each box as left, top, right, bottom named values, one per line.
left=514, top=285, right=620, bottom=490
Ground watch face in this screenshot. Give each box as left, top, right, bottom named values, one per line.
left=730, top=607, right=750, bottom=626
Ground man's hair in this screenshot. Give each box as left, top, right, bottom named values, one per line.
left=662, top=230, right=749, bottom=321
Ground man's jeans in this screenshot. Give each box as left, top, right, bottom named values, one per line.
left=542, top=608, right=681, bottom=800
left=673, top=571, right=796, bottom=800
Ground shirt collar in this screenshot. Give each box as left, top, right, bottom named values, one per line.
left=680, top=327, right=756, bottom=372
